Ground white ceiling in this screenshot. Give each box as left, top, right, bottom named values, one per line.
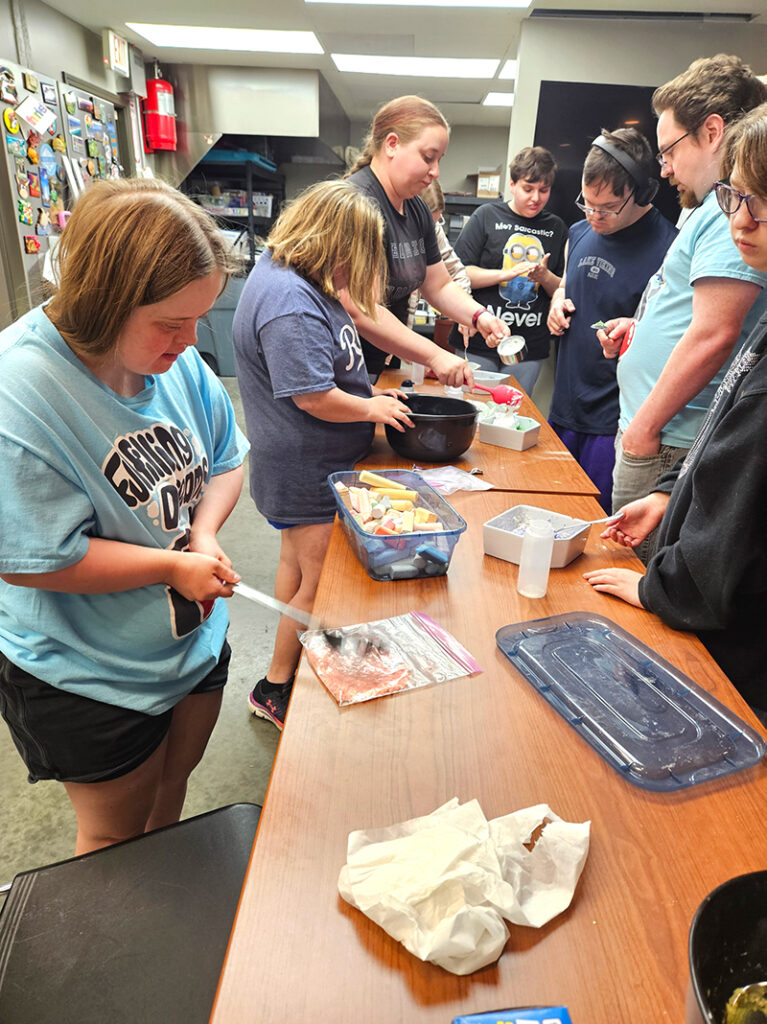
left=43, top=0, right=767, bottom=128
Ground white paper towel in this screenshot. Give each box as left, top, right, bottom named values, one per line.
left=338, top=798, right=589, bottom=975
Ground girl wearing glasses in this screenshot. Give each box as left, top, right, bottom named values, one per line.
left=584, top=104, right=767, bottom=722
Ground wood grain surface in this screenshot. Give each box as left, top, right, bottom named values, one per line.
left=212, top=488, right=767, bottom=1024
left=360, top=371, right=601, bottom=496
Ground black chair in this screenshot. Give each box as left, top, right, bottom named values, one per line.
left=0, top=802, right=261, bottom=1024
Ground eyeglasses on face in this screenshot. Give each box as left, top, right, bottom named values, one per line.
left=656, top=129, right=692, bottom=168
left=574, top=190, right=633, bottom=218
left=714, top=181, right=767, bottom=223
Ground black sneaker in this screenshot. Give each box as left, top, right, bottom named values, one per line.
left=248, top=677, right=292, bottom=730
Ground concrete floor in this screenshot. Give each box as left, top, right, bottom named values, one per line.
left=0, top=362, right=554, bottom=886
left=0, top=378, right=282, bottom=885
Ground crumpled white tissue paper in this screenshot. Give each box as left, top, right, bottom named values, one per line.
left=338, top=798, right=589, bottom=975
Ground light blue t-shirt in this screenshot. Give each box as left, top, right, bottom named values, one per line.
left=0, top=306, right=249, bottom=714
left=617, top=189, right=767, bottom=448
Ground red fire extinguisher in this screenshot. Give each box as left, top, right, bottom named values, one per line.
left=142, top=67, right=177, bottom=153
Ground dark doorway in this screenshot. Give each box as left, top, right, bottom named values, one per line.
left=533, top=80, right=680, bottom=227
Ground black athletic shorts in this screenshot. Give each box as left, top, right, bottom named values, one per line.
left=0, top=641, right=231, bottom=785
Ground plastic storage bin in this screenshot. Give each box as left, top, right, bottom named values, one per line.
left=197, top=275, right=247, bottom=376
left=328, top=469, right=467, bottom=581
left=483, top=504, right=589, bottom=568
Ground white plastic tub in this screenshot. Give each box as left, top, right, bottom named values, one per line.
left=483, top=504, right=590, bottom=568
left=479, top=415, right=540, bottom=451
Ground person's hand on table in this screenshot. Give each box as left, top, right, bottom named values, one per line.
left=548, top=294, right=575, bottom=335
left=601, top=493, right=670, bottom=548
left=366, top=394, right=414, bottom=432
left=620, top=420, right=661, bottom=457
left=429, top=348, right=475, bottom=387
left=597, top=317, right=633, bottom=359
left=583, top=567, right=644, bottom=607
left=475, top=310, right=510, bottom=350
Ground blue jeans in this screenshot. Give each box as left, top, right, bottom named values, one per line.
left=454, top=348, right=544, bottom=396
left=611, top=429, right=688, bottom=562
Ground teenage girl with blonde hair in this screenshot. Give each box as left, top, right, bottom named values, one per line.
left=234, top=179, right=413, bottom=729
left=347, top=95, right=510, bottom=380
left=0, top=178, right=248, bottom=854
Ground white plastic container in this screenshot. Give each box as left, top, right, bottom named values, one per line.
left=464, top=369, right=511, bottom=394
left=479, top=415, right=540, bottom=451
left=516, top=520, right=554, bottom=598
left=411, top=362, right=425, bottom=385
left=483, top=504, right=591, bottom=568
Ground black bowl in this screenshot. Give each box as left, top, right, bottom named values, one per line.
left=385, top=393, right=477, bottom=462
left=688, top=870, right=767, bottom=1023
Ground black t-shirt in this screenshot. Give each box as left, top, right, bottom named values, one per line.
left=349, top=165, right=441, bottom=376
left=449, top=201, right=567, bottom=361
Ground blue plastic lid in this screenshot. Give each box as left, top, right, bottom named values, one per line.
left=496, top=612, right=766, bottom=792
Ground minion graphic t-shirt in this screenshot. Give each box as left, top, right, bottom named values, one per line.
left=450, top=201, right=567, bottom=363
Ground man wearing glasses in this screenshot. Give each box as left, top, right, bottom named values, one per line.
left=547, top=128, right=677, bottom=512
left=598, top=54, right=767, bottom=560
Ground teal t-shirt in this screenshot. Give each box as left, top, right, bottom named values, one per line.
left=617, top=189, right=767, bottom=448
left=0, top=307, right=249, bottom=714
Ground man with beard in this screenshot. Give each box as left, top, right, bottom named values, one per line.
left=598, top=54, right=767, bottom=560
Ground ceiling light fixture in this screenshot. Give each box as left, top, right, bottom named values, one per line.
left=125, top=23, right=324, bottom=53
left=483, top=92, right=515, bottom=106
left=311, top=0, right=529, bottom=7
left=332, top=54, right=499, bottom=77
left=498, top=59, right=518, bottom=80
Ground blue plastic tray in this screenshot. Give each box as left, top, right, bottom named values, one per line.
left=496, top=612, right=766, bottom=791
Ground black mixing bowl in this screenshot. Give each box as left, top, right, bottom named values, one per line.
left=688, top=870, right=767, bottom=1023
left=385, top=393, right=477, bottom=462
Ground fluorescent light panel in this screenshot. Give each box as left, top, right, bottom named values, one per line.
left=310, top=0, right=528, bottom=6
left=332, top=54, right=499, bottom=77
left=125, top=23, right=324, bottom=53
left=483, top=91, right=515, bottom=106
left=498, top=59, right=518, bottom=80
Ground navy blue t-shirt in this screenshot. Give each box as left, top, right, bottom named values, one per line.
left=349, top=164, right=442, bottom=376
left=549, top=206, right=677, bottom=435
left=233, top=252, right=374, bottom=523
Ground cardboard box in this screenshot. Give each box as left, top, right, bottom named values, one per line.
left=476, top=166, right=501, bottom=197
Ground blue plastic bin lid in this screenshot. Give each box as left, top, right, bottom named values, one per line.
left=496, top=612, right=766, bottom=792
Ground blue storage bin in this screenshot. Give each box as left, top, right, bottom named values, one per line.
left=327, top=469, right=466, bottom=581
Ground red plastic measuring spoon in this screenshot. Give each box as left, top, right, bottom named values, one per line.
left=473, top=384, right=523, bottom=406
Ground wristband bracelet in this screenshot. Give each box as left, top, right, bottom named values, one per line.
left=471, top=307, right=489, bottom=329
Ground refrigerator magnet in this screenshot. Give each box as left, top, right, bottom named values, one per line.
left=0, top=67, right=17, bottom=104
left=35, top=208, right=50, bottom=235
left=86, top=157, right=95, bottom=176
left=16, top=177, right=29, bottom=199
left=39, top=143, right=57, bottom=176
left=39, top=166, right=50, bottom=204
left=26, top=144, right=39, bottom=164
left=18, top=198, right=33, bottom=224
left=67, top=113, right=81, bottom=137
left=28, top=170, right=40, bottom=197
left=56, top=164, right=66, bottom=182
left=47, top=118, right=56, bottom=136
left=23, top=234, right=41, bottom=254
left=77, top=95, right=93, bottom=114
left=98, top=156, right=106, bottom=178
left=86, top=138, right=98, bottom=158
left=52, top=134, right=66, bottom=152
left=3, top=107, right=19, bottom=133
left=64, top=92, right=76, bottom=115
left=22, top=72, right=39, bottom=93
left=6, top=136, right=25, bottom=156
left=41, top=82, right=56, bottom=106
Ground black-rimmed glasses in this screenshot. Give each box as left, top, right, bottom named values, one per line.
left=656, top=130, right=692, bottom=168
left=574, top=190, right=633, bottom=218
left=714, top=181, right=767, bottom=223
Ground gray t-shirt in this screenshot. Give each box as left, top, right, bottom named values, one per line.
left=233, top=252, right=374, bottom=523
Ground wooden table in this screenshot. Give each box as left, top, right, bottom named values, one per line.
left=212, top=490, right=767, bottom=1024
left=361, top=371, right=601, bottom=497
